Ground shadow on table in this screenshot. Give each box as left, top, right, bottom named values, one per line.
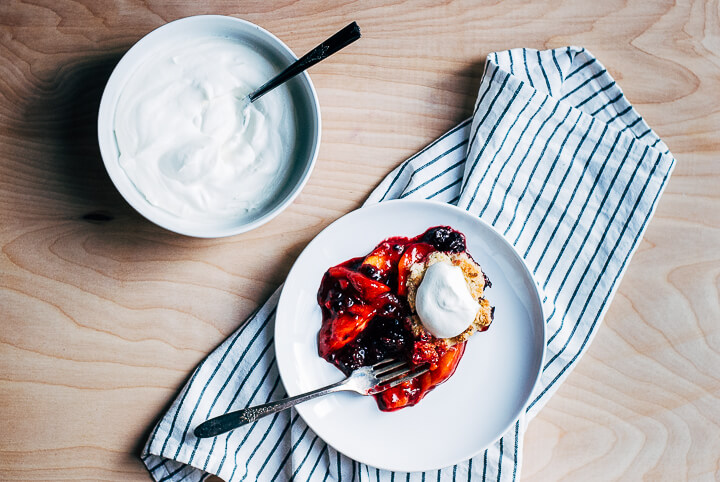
left=431, top=58, right=487, bottom=126
left=20, top=52, right=173, bottom=238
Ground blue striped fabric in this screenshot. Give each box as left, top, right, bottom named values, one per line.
left=142, top=47, right=675, bottom=482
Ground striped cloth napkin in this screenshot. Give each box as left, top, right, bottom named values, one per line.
left=142, top=46, right=675, bottom=481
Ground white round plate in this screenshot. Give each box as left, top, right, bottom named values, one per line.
left=275, top=200, right=545, bottom=472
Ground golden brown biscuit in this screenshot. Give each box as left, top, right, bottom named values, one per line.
left=405, top=251, right=493, bottom=346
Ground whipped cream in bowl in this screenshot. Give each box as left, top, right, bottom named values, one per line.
left=98, top=16, right=321, bottom=237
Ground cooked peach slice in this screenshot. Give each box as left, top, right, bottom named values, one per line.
left=360, top=239, right=406, bottom=277
left=396, top=242, right=434, bottom=295
left=318, top=304, right=377, bottom=357
left=327, top=266, right=391, bottom=299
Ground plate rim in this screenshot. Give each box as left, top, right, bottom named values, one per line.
left=275, top=199, right=546, bottom=471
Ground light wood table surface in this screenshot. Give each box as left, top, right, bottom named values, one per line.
left=1, top=1, right=718, bottom=480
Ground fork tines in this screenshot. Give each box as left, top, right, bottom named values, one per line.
left=371, top=358, right=429, bottom=391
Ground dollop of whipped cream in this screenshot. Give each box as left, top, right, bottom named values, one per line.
left=415, top=261, right=480, bottom=339
left=114, top=36, right=295, bottom=220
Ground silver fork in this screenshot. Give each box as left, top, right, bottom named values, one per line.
left=194, top=359, right=428, bottom=438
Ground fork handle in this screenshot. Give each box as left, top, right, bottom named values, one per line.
left=194, top=378, right=349, bottom=438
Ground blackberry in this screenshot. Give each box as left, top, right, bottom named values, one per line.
left=342, top=344, right=366, bottom=371
left=329, top=290, right=355, bottom=312
left=376, top=292, right=402, bottom=317
left=359, top=264, right=383, bottom=281
left=364, top=346, right=385, bottom=365
left=421, top=226, right=466, bottom=253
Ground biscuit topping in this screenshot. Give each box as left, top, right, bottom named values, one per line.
left=416, top=262, right=480, bottom=339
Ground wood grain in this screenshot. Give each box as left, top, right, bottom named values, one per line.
left=1, top=0, right=718, bottom=480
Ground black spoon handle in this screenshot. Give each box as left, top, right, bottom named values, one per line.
left=248, top=21, right=361, bottom=103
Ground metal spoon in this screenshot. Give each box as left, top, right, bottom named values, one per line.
left=246, top=21, right=361, bottom=104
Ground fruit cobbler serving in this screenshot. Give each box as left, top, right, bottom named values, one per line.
left=317, top=226, right=494, bottom=411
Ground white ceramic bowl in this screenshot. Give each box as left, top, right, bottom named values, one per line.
left=98, top=15, right=321, bottom=237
